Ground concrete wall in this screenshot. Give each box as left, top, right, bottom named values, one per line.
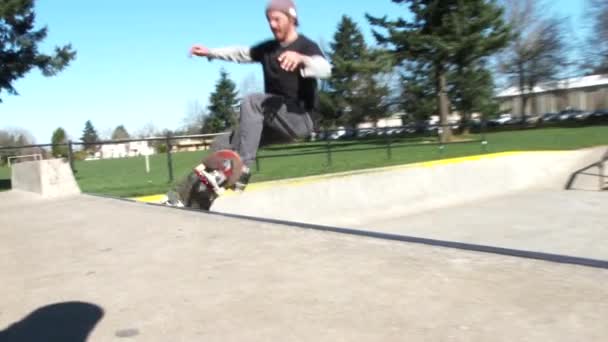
left=11, top=160, right=43, bottom=195
left=213, top=148, right=607, bottom=227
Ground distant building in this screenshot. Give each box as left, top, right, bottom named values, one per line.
left=171, top=138, right=212, bottom=153
left=357, top=113, right=406, bottom=129
left=96, top=141, right=155, bottom=159
left=496, top=74, right=608, bottom=116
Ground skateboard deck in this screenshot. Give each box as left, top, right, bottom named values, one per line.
left=163, top=150, right=243, bottom=210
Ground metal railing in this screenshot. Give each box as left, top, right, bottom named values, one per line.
left=565, top=147, right=608, bottom=191
left=253, top=123, right=488, bottom=172
left=0, top=133, right=226, bottom=183
left=0, top=124, right=487, bottom=185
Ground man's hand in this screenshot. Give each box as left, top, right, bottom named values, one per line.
left=190, top=44, right=210, bottom=57
left=278, top=51, right=305, bottom=72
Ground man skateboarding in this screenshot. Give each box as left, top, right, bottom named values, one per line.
left=189, top=0, right=332, bottom=192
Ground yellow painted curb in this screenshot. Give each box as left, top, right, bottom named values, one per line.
left=130, top=150, right=567, bottom=204
left=134, top=194, right=167, bottom=203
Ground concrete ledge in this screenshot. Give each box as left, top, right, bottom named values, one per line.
left=212, top=148, right=607, bottom=226
left=11, top=159, right=81, bottom=198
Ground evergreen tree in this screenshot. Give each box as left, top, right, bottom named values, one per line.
left=204, top=69, right=239, bottom=133
left=328, top=15, right=367, bottom=125
left=111, top=125, right=130, bottom=140
left=368, top=0, right=510, bottom=141
left=51, top=127, right=68, bottom=157
left=81, top=120, right=99, bottom=151
left=450, top=1, right=510, bottom=131
left=0, top=0, right=76, bottom=102
left=449, top=63, right=500, bottom=132
left=201, top=115, right=224, bottom=134
left=400, top=62, right=436, bottom=122
left=328, top=15, right=390, bottom=127
left=352, top=75, right=390, bottom=127
left=316, top=88, right=340, bottom=129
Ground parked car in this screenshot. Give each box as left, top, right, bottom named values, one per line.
left=506, top=116, right=525, bottom=125
left=356, top=128, right=375, bottom=138
left=489, top=113, right=512, bottom=126
left=557, top=109, right=584, bottom=121
left=402, top=122, right=425, bottom=134
left=328, top=126, right=346, bottom=140
left=592, top=109, right=608, bottom=118
left=573, top=110, right=594, bottom=121
left=339, top=128, right=357, bottom=140
left=524, top=114, right=542, bottom=125
left=542, top=112, right=559, bottom=123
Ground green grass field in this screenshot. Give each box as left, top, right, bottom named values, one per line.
left=1, top=125, right=607, bottom=197
left=0, top=166, right=9, bottom=192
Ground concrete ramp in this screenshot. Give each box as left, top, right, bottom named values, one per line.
left=2, top=150, right=607, bottom=341
left=213, top=148, right=607, bottom=226
left=11, top=159, right=80, bottom=198
left=2, top=191, right=608, bottom=341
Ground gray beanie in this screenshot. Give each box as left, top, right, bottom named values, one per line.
left=266, top=0, right=298, bottom=24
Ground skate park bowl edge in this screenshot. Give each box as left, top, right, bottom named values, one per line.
left=134, top=148, right=607, bottom=228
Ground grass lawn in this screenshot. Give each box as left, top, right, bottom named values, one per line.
left=1, top=125, right=607, bottom=197
left=0, top=166, right=9, bottom=191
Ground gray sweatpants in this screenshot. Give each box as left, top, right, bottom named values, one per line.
left=211, top=93, right=314, bottom=167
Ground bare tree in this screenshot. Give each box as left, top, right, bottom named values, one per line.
left=134, top=122, right=160, bottom=138
left=99, top=127, right=113, bottom=141
left=180, top=100, right=207, bottom=134
left=238, top=72, right=263, bottom=98
left=584, top=0, right=608, bottom=74
left=499, top=0, right=570, bottom=119
left=0, top=127, right=40, bottom=163
left=0, top=127, right=35, bottom=146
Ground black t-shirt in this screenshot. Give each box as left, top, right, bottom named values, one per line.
left=250, top=35, right=323, bottom=112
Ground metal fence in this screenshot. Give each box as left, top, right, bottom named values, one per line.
left=1, top=123, right=489, bottom=179
left=565, top=147, right=608, bottom=191
left=253, top=123, right=488, bottom=172
left=3, top=117, right=607, bottom=196
left=0, top=132, right=225, bottom=182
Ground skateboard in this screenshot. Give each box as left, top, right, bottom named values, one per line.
left=162, top=150, right=244, bottom=210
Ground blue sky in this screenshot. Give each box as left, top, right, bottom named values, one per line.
left=2, top=0, right=586, bottom=143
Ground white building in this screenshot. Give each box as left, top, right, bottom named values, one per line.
left=357, top=113, right=405, bottom=129
left=172, top=138, right=211, bottom=152
left=496, top=74, right=608, bottom=116
left=96, top=141, right=155, bottom=159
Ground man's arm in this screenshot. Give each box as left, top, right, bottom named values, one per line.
left=300, top=55, right=331, bottom=79
left=277, top=51, right=332, bottom=79
left=190, top=45, right=254, bottom=63
left=207, top=47, right=254, bottom=63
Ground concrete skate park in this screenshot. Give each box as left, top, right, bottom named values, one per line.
left=1, top=147, right=607, bottom=341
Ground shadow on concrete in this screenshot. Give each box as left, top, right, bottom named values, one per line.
left=0, top=302, right=104, bottom=342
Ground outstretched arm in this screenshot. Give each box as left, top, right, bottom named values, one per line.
left=299, top=55, right=332, bottom=79
left=277, top=51, right=331, bottom=79
left=190, top=45, right=254, bottom=63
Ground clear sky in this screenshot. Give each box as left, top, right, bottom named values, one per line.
left=2, top=0, right=586, bottom=144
